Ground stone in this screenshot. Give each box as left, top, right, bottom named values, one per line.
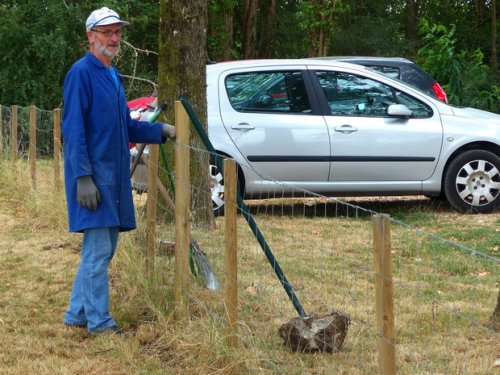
left=278, top=310, right=350, bottom=353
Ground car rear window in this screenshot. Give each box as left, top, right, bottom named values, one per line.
left=363, top=65, right=400, bottom=80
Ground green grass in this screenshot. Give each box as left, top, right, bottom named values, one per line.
left=0, top=160, right=498, bottom=374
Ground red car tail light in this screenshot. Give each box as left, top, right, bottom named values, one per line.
left=432, top=82, right=448, bottom=103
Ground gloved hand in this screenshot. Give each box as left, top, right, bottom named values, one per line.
left=77, top=175, right=101, bottom=210
left=161, top=123, right=176, bottom=140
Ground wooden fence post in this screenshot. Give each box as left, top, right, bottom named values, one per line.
left=53, top=108, right=62, bottom=190
left=11, top=105, right=17, bottom=163
left=224, top=158, right=238, bottom=348
left=373, top=214, right=396, bottom=375
left=29, top=106, right=37, bottom=188
left=0, top=105, right=3, bottom=158
left=146, top=143, right=159, bottom=272
left=174, top=100, right=190, bottom=319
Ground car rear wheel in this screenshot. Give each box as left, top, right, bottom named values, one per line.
left=443, top=150, right=500, bottom=213
left=210, top=154, right=244, bottom=217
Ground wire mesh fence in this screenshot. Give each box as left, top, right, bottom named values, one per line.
left=1, top=104, right=498, bottom=374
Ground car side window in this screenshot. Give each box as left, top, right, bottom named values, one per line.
left=225, top=71, right=311, bottom=113
left=315, top=71, right=432, bottom=118
left=394, top=90, right=433, bottom=118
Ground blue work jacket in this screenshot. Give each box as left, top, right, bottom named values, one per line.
left=62, top=52, right=165, bottom=232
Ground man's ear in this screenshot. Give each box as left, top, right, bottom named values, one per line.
left=86, top=31, right=95, bottom=43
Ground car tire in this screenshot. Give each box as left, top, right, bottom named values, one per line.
left=210, top=160, right=225, bottom=217
left=443, top=150, right=500, bottom=213
left=210, top=154, right=244, bottom=217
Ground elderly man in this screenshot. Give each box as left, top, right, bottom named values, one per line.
left=62, top=7, right=175, bottom=334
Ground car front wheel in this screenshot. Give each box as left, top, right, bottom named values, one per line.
left=443, top=150, right=500, bottom=213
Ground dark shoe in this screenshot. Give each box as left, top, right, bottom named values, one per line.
left=64, top=322, right=87, bottom=329
left=90, top=325, right=125, bottom=336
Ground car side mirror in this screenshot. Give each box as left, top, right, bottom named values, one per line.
left=387, top=104, right=412, bottom=118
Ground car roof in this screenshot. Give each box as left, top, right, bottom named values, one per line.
left=206, top=58, right=369, bottom=73
left=312, top=56, right=412, bottom=62
left=309, top=56, right=416, bottom=68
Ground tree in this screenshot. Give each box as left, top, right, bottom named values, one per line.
left=242, top=0, right=259, bottom=58
left=299, top=0, right=343, bottom=57
left=158, top=0, right=213, bottom=225
left=405, top=0, right=419, bottom=47
left=257, top=0, right=277, bottom=58
left=491, top=0, right=498, bottom=72
left=0, top=1, right=86, bottom=108
left=208, top=0, right=238, bottom=61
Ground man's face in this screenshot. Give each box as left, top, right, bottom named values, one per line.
left=87, top=24, right=124, bottom=59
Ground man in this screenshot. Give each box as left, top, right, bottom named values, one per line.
left=62, top=7, right=175, bottom=334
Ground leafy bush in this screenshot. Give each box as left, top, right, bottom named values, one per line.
left=417, top=20, right=499, bottom=113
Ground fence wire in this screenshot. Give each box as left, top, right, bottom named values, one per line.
left=1, top=104, right=498, bottom=374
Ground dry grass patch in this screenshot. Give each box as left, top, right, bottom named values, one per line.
left=0, top=160, right=498, bottom=374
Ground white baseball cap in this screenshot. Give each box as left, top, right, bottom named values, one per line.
left=86, top=7, right=130, bottom=31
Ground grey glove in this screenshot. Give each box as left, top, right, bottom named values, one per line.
left=161, top=123, right=176, bottom=140
left=77, top=175, right=101, bottom=210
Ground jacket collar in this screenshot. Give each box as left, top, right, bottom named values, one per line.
left=85, top=51, right=114, bottom=70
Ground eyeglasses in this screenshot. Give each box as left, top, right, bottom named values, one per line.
left=91, top=28, right=124, bottom=38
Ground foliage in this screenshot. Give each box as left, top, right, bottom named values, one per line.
left=207, top=0, right=240, bottom=61
left=329, top=0, right=413, bottom=57
left=0, top=0, right=160, bottom=109
left=0, top=1, right=86, bottom=108
left=418, top=19, right=499, bottom=112
left=296, top=0, right=346, bottom=56
left=0, top=0, right=498, bottom=111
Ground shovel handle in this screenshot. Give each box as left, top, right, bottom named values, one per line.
left=130, top=101, right=168, bottom=177
left=130, top=143, right=146, bottom=177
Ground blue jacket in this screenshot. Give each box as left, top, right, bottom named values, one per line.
left=62, top=52, right=164, bottom=232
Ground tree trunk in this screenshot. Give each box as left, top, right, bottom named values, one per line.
left=208, top=1, right=235, bottom=61
left=475, top=0, right=484, bottom=26
left=158, top=0, right=213, bottom=226
left=491, top=0, right=497, bottom=73
left=405, top=0, right=419, bottom=48
left=258, top=0, right=276, bottom=58
left=307, top=0, right=336, bottom=57
left=242, top=0, right=258, bottom=59
left=307, top=0, right=321, bottom=57
left=222, top=12, right=234, bottom=60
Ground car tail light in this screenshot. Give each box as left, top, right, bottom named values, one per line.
left=432, top=82, right=448, bottom=103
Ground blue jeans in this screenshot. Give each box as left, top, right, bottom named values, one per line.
left=64, top=227, right=119, bottom=332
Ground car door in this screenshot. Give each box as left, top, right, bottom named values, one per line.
left=311, top=69, right=443, bottom=189
left=217, top=66, right=331, bottom=187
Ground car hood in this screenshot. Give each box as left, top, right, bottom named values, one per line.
left=450, top=106, right=500, bottom=121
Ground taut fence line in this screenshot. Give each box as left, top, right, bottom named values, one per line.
left=168, top=102, right=398, bottom=372
left=0, top=104, right=62, bottom=190
left=1, top=102, right=498, bottom=373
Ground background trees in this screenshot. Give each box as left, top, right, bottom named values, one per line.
left=0, top=0, right=498, bottom=112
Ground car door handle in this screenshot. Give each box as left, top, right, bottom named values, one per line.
left=231, top=123, right=255, bottom=130
left=334, top=125, right=358, bottom=134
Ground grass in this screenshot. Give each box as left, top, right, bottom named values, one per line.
left=0, top=159, right=498, bottom=374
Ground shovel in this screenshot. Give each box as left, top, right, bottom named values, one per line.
left=130, top=103, right=220, bottom=291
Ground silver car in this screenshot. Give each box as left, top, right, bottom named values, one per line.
left=207, top=59, right=500, bottom=214
left=130, top=59, right=500, bottom=214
